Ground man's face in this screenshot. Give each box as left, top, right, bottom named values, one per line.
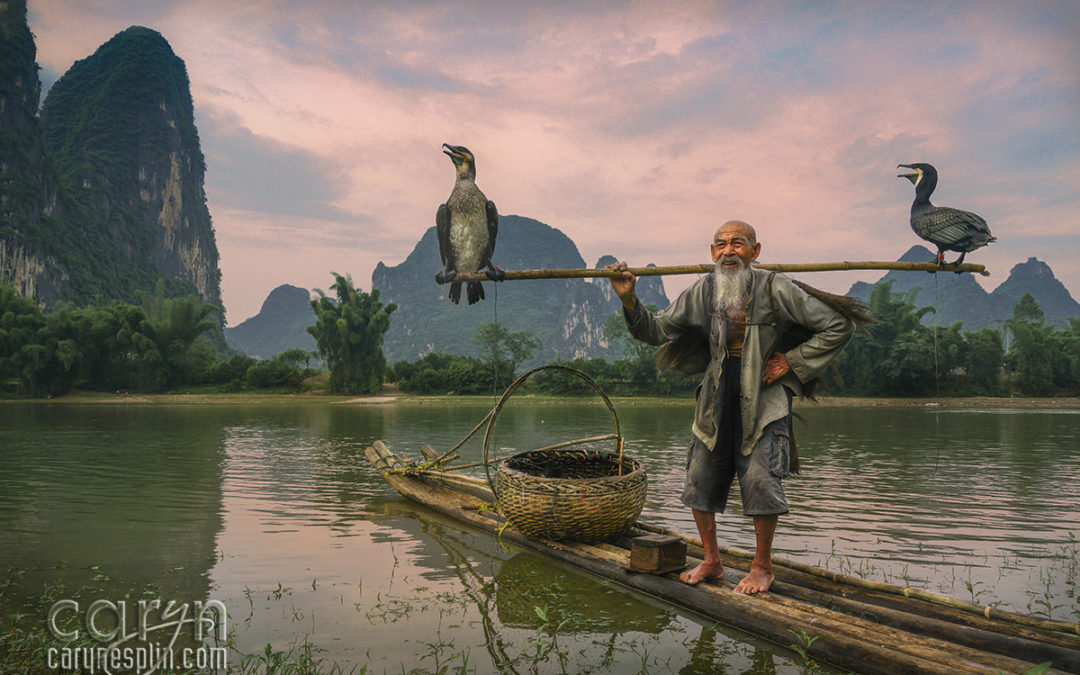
left=710, top=226, right=761, bottom=270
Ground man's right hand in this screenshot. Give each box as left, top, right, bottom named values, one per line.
left=606, top=261, right=637, bottom=310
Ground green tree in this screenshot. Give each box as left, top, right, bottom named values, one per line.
left=603, top=307, right=665, bottom=389
left=0, top=286, right=51, bottom=395
left=602, top=310, right=655, bottom=363
left=1006, top=294, right=1054, bottom=395
left=243, top=349, right=309, bottom=391
left=390, top=352, right=490, bottom=394
left=204, top=353, right=255, bottom=390
left=1054, top=319, right=1080, bottom=394
left=308, top=273, right=396, bottom=395
left=833, top=281, right=938, bottom=396
left=531, top=357, right=618, bottom=394
left=963, top=328, right=1005, bottom=395
left=130, top=282, right=220, bottom=391
left=472, top=322, right=540, bottom=388
left=1012, top=293, right=1045, bottom=322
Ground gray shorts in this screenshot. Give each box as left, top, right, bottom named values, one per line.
left=680, top=416, right=792, bottom=516
left=680, top=357, right=792, bottom=516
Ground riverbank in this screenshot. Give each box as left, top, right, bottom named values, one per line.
left=4, top=390, right=1078, bottom=408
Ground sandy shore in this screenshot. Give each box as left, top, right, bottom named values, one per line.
left=337, top=396, right=399, bottom=404
left=800, top=395, right=1080, bottom=409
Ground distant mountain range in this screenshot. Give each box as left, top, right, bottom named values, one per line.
left=371, top=215, right=669, bottom=364
left=224, top=284, right=315, bottom=359
left=225, top=216, right=670, bottom=361
left=846, top=245, right=1080, bottom=330
left=226, top=224, right=1080, bottom=362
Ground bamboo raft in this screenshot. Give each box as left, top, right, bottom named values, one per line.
left=365, top=440, right=1080, bottom=674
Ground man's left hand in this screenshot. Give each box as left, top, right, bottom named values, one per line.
left=762, top=352, right=790, bottom=384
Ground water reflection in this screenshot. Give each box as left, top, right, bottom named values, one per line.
left=494, top=553, right=675, bottom=634
left=1, top=400, right=1077, bottom=673
left=0, top=403, right=225, bottom=607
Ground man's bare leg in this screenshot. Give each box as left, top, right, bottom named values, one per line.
left=734, top=514, right=777, bottom=594
left=680, top=508, right=724, bottom=585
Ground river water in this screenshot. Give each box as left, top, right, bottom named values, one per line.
left=1, top=400, right=1078, bottom=673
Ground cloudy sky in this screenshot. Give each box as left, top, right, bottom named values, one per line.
left=27, top=1, right=1080, bottom=325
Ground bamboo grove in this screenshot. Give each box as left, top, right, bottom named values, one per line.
left=391, top=282, right=1080, bottom=399
left=3, top=279, right=1078, bottom=399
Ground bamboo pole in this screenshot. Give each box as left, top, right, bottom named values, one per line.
left=634, top=520, right=1080, bottom=637
left=370, top=451, right=1079, bottom=641
left=366, top=447, right=1054, bottom=675
left=764, top=570, right=1080, bottom=666
left=430, top=407, right=496, bottom=466
left=444, top=260, right=989, bottom=283
left=586, top=541, right=1041, bottom=674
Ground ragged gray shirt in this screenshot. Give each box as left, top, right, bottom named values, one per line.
left=624, top=268, right=854, bottom=455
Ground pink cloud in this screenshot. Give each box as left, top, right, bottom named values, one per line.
left=26, top=1, right=1080, bottom=323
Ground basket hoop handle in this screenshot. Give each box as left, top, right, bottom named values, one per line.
left=482, top=364, right=623, bottom=500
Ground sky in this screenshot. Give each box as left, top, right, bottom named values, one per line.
left=26, top=0, right=1080, bottom=325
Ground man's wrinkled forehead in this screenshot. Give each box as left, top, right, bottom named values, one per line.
left=712, top=228, right=752, bottom=246
left=712, top=220, right=756, bottom=246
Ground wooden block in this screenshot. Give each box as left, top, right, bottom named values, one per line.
left=628, top=534, right=687, bottom=574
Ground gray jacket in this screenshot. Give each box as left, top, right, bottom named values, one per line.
left=624, top=268, right=854, bottom=454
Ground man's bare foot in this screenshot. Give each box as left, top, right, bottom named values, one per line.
left=680, top=561, right=724, bottom=585
left=733, top=564, right=774, bottom=594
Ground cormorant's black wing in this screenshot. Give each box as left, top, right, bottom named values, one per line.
left=436, top=203, right=453, bottom=266
left=912, top=206, right=992, bottom=252
left=482, top=200, right=499, bottom=266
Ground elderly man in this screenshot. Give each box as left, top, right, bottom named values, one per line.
left=608, top=220, right=854, bottom=594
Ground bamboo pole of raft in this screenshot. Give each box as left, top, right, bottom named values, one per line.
left=365, top=445, right=1064, bottom=674
left=375, top=443, right=1080, bottom=642
left=583, top=540, right=1049, bottom=674
left=634, top=520, right=1080, bottom=638
left=445, top=260, right=990, bottom=283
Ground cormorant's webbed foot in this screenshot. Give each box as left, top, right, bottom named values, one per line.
left=435, top=268, right=458, bottom=285
left=950, top=252, right=967, bottom=273
left=485, top=265, right=506, bottom=282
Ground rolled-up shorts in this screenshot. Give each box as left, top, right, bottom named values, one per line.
left=680, top=356, right=792, bottom=516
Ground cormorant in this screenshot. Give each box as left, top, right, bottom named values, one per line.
left=897, top=163, right=994, bottom=266
left=435, top=144, right=503, bottom=304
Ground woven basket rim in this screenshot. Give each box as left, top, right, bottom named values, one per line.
left=497, top=448, right=643, bottom=486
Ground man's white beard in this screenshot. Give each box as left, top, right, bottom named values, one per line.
left=713, top=257, right=751, bottom=313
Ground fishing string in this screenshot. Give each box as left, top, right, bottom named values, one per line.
left=491, top=282, right=499, bottom=404
left=932, top=272, right=940, bottom=399
left=931, top=272, right=941, bottom=475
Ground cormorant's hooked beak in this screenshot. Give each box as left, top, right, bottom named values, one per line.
left=442, top=143, right=467, bottom=167
left=897, top=163, right=921, bottom=186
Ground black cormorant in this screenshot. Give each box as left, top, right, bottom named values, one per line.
left=436, top=144, right=503, bottom=304
left=897, top=163, right=994, bottom=266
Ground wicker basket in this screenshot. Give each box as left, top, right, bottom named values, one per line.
left=483, top=365, right=647, bottom=542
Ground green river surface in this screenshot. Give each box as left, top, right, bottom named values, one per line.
left=1, top=399, right=1078, bottom=673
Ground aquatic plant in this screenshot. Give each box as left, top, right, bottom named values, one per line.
left=787, top=628, right=823, bottom=674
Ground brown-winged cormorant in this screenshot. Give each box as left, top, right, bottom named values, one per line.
left=897, top=163, right=994, bottom=266
left=435, top=144, right=503, bottom=304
